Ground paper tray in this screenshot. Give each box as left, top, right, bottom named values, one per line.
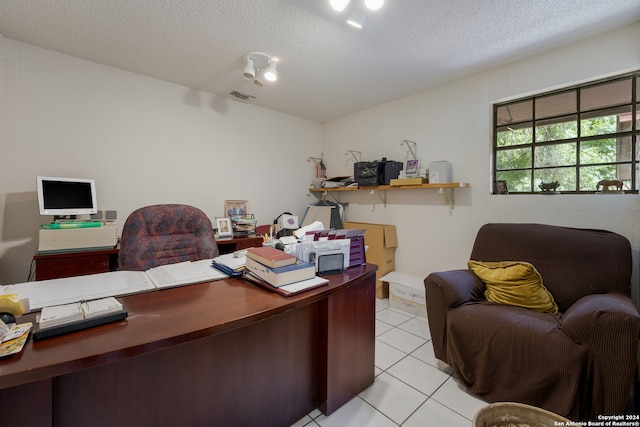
left=32, top=310, right=128, bottom=341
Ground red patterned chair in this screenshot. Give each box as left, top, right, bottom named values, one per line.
left=425, top=223, right=640, bottom=420
left=119, top=204, right=219, bottom=271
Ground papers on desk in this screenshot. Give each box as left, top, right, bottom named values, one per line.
left=242, top=271, right=329, bottom=297
left=0, top=259, right=228, bottom=312
left=146, top=259, right=227, bottom=289
left=3, top=271, right=153, bottom=310
left=0, top=321, right=32, bottom=358
left=1, top=270, right=155, bottom=311
left=212, top=253, right=246, bottom=271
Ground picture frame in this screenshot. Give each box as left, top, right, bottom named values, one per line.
left=224, top=200, right=249, bottom=217
left=493, top=180, right=509, bottom=195
left=404, top=159, right=420, bottom=176
left=216, top=217, right=233, bottom=237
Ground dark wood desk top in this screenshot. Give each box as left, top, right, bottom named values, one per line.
left=0, top=264, right=376, bottom=390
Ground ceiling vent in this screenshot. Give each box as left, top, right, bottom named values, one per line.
left=229, top=90, right=256, bottom=101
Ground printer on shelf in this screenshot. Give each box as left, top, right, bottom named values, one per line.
left=354, top=158, right=403, bottom=186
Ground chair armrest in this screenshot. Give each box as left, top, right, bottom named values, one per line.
left=560, top=293, right=640, bottom=415
left=561, top=293, right=640, bottom=340
left=425, top=270, right=485, bottom=364
left=425, top=269, right=485, bottom=309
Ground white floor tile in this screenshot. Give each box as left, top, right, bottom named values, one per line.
left=397, top=316, right=431, bottom=340
left=290, top=414, right=314, bottom=427
left=359, top=372, right=428, bottom=425
left=314, top=396, right=396, bottom=427
left=431, top=376, right=489, bottom=420
left=376, top=307, right=413, bottom=326
left=403, top=398, right=472, bottom=427
left=377, top=326, right=427, bottom=354
left=410, top=342, right=453, bottom=374
left=376, top=298, right=390, bottom=310
left=375, top=339, right=408, bottom=371
left=375, top=319, right=394, bottom=336
left=386, top=355, right=451, bottom=396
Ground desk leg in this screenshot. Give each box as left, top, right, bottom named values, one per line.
left=319, top=272, right=376, bottom=414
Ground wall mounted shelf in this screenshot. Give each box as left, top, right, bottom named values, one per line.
left=308, top=182, right=470, bottom=207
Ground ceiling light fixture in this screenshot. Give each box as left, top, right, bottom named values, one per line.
left=243, top=51, right=278, bottom=87
left=330, top=0, right=384, bottom=29
left=364, top=0, right=384, bottom=11
left=263, top=60, right=278, bottom=82
left=330, top=0, right=351, bottom=11
left=242, top=58, right=255, bottom=80
left=346, top=2, right=366, bottom=29
left=346, top=17, right=364, bottom=29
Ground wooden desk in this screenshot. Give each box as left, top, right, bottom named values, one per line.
left=216, top=235, right=263, bottom=254
left=33, top=236, right=262, bottom=280
left=33, top=247, right=119, bottom=280
left=0, top=264, right=377, bottom=426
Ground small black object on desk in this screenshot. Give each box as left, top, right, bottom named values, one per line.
left=0, top=312, right=16, bottom=325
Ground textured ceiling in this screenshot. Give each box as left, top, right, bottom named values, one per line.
left=0, top=0, right=638, bottom=123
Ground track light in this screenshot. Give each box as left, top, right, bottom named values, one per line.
left=346, top=18, right=364, bottom=29
left=346, top=2, right=366, bottom=29
left=330, top=0, right=384, bottom=29
left=242, top=58, right=255, bottom=80
left=263, top=61, right=278, bottom=82
left=330, top=0, right=351, bottom=11
left=242, top=51, right=278, bottom=87
left=364, top=0, right=383, bottom=11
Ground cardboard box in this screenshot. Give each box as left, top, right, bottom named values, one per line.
left=343, top=222, right=397, bottom=298
left=381, top=272, right=426, bottom=317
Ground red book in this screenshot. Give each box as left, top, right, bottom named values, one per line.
left=246, top=247, right=297, bottom=268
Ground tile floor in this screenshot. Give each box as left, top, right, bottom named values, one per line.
left=292, top=298, right=489, bottom=427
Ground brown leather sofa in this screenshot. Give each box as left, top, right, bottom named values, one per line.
left=425, top=223, right=640, bottom=420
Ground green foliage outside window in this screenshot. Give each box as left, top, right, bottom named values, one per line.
left=493, top=72, right=638, bottom=194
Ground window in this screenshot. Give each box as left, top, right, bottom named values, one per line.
left=493, top=71, right=639, bottom=194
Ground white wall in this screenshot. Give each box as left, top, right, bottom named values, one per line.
left=1, top=24, right=639, bottom=300
left=0, top=37, right=322, bottom=284
left=321, top=23, right=640, bottom=302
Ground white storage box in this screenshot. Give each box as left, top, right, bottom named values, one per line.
left=381, top=272, right=426, bottom=317
left=428, top=160, right=451, bottom=183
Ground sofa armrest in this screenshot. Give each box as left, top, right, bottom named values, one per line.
left=425, top=270, right=485, bottom=363
left=560, top=293, right=640, bottom=415
left=561, top=293, right=639, bottom=340
left=425, top=269, right=485, bottom=309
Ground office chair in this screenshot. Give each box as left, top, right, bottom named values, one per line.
left=119, top=204, right=219, bottom=271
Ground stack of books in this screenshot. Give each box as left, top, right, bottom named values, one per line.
left=243, top=247, right=328, bottom=296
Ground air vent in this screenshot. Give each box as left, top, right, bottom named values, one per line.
left=229, top=90, right=255, bottom=101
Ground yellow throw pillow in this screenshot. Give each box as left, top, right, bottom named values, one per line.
left=468, top=260, right=558, bottom=314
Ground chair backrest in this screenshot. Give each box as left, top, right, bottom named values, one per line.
left=119, top=204, right=219, bottom=271
left=470, top=223, right=632, bottom=312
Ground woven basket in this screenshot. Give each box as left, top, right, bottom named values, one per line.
left=472, top=402, right=571, bottom=427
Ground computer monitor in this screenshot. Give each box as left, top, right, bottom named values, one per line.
left=37, top=176, right=98, bottom=219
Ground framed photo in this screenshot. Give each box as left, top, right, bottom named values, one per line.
left=216, top=217, right=233, bottom=237
left=493, top=180, right=509, bottom=194
left=404, top=159, right=420, bottom=176
left=224, top=200, right=249, bottom=217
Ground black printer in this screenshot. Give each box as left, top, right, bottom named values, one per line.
left=354, top=158, right=403, bottom=186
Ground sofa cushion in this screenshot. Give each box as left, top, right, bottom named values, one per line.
left=468, top=260, right=558, bottom=314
